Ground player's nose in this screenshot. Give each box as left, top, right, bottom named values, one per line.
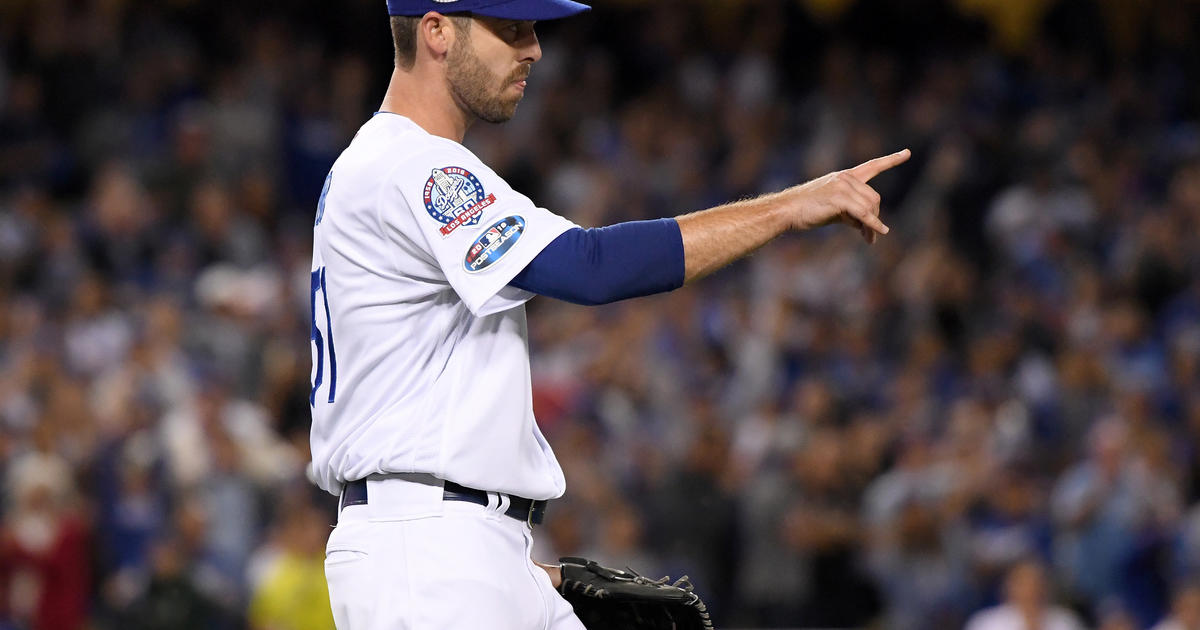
left=522, top=29, right=542, bottom=64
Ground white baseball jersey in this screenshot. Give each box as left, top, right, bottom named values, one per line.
left=308, top=112, right=577, bottom=500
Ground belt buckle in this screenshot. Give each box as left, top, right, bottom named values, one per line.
left=526, top=501, right=536, bottom=528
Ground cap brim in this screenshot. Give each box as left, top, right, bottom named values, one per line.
left=470, top=0, right=590, bottom=20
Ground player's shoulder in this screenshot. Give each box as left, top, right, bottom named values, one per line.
left=334, top=114, right=517, bottom=227
left=367, top=117, right=513, bottom=199
left=324, top=115, right=472, bottom=207
left=359, top=113, right=486, bottom=173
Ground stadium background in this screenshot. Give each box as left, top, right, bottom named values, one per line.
left=1, top=0, right=1199, bottom=628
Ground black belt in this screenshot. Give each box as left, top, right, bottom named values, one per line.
left=340, top=478, right=547, bottom=526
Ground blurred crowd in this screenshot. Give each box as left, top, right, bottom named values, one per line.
left=1, top=0, right=1199, bottom=629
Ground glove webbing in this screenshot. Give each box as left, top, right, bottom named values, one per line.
left=559, top=558, right=715, bottom=629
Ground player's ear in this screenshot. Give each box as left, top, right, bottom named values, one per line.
left=418, top=12, right=455, bottom=61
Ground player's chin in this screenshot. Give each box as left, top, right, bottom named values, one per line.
left=484, top=97, right=523, bottom=123
left=479, top=103, right=520, bottom=124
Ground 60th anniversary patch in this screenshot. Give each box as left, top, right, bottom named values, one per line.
left=423, top=166, right=497, bottom=236
left=465, top=216, right=526, bottom=273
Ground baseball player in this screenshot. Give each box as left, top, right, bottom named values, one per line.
left=308, top=1, right=909, bottom=629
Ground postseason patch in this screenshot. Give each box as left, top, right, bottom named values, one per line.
left=422, top=166, right=497, bottom=236
left=464, top=216, right=526, bottom=273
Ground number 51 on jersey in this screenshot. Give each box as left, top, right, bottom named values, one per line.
left=310, top=266, right=337, bottom=405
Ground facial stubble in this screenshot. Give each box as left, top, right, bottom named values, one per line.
left=446, top=34, right=526, bottom=124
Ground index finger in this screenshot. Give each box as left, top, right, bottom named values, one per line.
left=848, top=149, right=911, bottom=182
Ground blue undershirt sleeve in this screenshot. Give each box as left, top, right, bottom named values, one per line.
left=508, top=218, right=686, bottom=306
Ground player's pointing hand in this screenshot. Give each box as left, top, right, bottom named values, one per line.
left=789, top=149, right=911, bottom=243
left=849, top=148, right=913, bottom=182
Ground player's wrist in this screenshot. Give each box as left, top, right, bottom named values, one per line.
left=781, top=186, right=822, bottom=232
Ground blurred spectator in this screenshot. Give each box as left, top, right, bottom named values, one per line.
left=647, top=411, right=736, bottom=615
left=734, top=432, right=813, bottom=626
left=1052, top=419, right=1144, bottom=602
left=94, top=433, right=168, bottom=615
left=122, top=535, right=226, bottom=630
left=246, top=494, right=334, bottom=630
left=1052, top=418, right=1181, bottom=622
left=577, top=501, right=661, bottom=581
left=967, top=467, right=1053, bottom=603
left=964, top=560, right=1085, bottom=630
left=0, top=428, right=90, bottom=630
left=160, top=379, right=296, bottom=489
left=779, top=427, right=882, bottom=627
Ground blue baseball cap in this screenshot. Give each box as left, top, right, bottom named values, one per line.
left=386, top=0, right=590, bottom=20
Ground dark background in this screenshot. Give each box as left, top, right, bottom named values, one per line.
left=1, top=0, right=1199, bottom=629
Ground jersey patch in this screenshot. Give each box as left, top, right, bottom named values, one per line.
left=464, top=216, right=526, bottom=273
left=422, top=166, right=497, bottom=236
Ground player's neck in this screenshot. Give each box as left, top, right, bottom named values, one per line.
left=379, top=67, right=473, bottom=143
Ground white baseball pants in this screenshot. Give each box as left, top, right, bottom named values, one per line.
left=324, top=475, right=586, bottom=630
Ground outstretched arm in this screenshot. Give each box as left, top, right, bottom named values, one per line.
left=678, top=149, right=909, bottom=281
left=511, top=149, right=911, bottom=303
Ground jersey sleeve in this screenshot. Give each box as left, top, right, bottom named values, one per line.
left=384, top=145, right=578, bottom=317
